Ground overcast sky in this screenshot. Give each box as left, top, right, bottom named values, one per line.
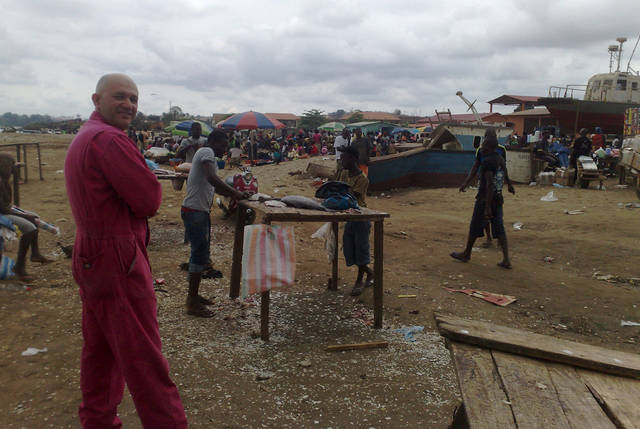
left=1, top=0, right=639, bottom=118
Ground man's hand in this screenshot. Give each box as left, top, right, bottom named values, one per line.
left=508, top=183, right=515, bottom=194
left=235, top=191, right=251, bottom=200
left=458, top=183, right=467, bottom=192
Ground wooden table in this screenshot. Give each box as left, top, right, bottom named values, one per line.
left=436, top=315, right=640, bottom=429
left=229, top=200, right=389, bottom=341
left=0, top=142, right=44, bottom=183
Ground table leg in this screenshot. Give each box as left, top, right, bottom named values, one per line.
left=12, top=165, right=20, bottom=206
left=328, top=221, right=339, bottom=290
left=261, top=290, right=270, bottom=341
left=23, top=145, right=28, bottom=183
left=229, top=207, right=247, bottom=299
left=373, top=220, right=384, bottom=329
left=37, top=143, right=43, bottom=180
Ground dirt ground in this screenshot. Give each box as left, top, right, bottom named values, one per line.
left=0, top=134, right=639, bottom=429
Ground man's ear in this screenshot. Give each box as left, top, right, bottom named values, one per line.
left=91, top=93, right=100, bottom=108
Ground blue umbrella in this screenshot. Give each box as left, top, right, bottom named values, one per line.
left=165, top=120, right=213, bottom=136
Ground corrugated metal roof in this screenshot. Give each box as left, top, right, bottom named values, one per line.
left=488, top=95, right=542, bottom=105
left=502, top=107, right=550, bottom=117
left=341, top=111, right=401, bottom=121
left=265, top=113, right=300, bottom=120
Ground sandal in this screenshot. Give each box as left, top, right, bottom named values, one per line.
left=198, top=295, right=214, bottom=306
left=187, top=306, right=215, bottom=318
left=450, top=252, right=469, bottom=262
left=350, top=283, right=364, bottom=296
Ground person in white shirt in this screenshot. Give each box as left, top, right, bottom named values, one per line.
left=333, top=128, right=351, bottom=172
left=176, top=122, right=207, bottom=163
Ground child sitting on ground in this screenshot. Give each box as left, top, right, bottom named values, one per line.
left=335, top=146, right=373, bottom=295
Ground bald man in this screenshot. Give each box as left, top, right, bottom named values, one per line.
left=65, top=74, right=188, bottom=428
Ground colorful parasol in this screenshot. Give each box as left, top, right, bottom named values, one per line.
left=216, top=111, right=285, bottom=130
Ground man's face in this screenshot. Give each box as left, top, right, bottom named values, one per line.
left=91, top=77, right=138, bottom=130
left=211, top=137, right=229, bottom=155
left=355, top=130, right=362, bottom=138
left=191, top=124, right=202, bottom=139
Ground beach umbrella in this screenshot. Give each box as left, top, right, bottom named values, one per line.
left=165, top=120, right=213, bottom=136
left=391, top=127, right=420, bottom=135
left=217, top=111, right=285, bottom=130
left=318, top=122, right=345, bottom=131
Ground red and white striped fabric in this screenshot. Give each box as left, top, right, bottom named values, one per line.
left=241, top=225, right=296, bottom=298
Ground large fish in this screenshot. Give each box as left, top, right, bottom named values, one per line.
left=280, top=195, right=328, bottom=211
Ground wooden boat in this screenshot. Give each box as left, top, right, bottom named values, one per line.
left=368, top=123, right=516, bottom=190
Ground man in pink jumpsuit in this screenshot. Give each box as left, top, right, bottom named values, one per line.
left=65, top=73, right=188, bottom=428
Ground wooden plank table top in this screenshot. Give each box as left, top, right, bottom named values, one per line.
left=438, top=316, right=640, bottom=429
left=229, top=200, right=389, bottom=341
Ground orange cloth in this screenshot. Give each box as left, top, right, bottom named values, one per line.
left=358, top=164, right=368, bottom=176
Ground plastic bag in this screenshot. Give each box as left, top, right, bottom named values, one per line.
left=540, top=191, right=558, bottom=202
left=0, top=255, right=15, bottom=279
left=241, top=225, right=296, bottom=298
left=311, top=222, right=336, bottom=261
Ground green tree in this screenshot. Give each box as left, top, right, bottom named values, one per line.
left=347, top=111, right=364, bottom=124
left=299, top=109, right=326, bottom=130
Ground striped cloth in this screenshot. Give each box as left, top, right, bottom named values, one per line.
left=241, top=225, right=296, bottom=298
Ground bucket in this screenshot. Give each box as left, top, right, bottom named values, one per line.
left=217, top=159, right=226, bottom=169
left=171, top=178, right=185, bottom=190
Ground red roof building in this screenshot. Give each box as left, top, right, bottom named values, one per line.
left=487, top=95, right=543, bottom=112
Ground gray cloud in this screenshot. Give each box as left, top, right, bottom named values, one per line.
left=1, top=0, right=639, bottom=117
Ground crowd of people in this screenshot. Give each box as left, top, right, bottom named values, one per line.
left=132, top=124, right=423, bottom=170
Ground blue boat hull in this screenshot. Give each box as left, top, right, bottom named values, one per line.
left=367, top=148, right=476, bottom=191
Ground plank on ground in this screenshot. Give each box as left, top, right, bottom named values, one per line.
left=449, top=342, right=516, bottom=429
left=578, top=369, right=640, bottom=429
left=546, top=363, right=616, bottom=429
left=492, top=350, right=572, bottom=429
left=435, top=315, right=640, bottom=379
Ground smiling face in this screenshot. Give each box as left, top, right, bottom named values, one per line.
left=91, top=74, right=138, bottom=131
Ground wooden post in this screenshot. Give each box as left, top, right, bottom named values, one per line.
left=22, top=145, right=28, bottom=183
left=229, top=205, right=247, bottom=299
left=37, top=143, right=43, bottom=180
left=328, top=221, right=339, bottom=290
left=12, top=165, right=20, bottom=207
left=373, top=220, right=383, bottom=329
left=261, top=290, right=270, bottom=341
left=14, top=145, right=21, bottom=182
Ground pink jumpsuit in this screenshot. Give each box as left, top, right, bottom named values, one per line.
left=65, top=112, right=188, bottom=428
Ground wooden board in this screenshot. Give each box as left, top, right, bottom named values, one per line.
left=436, top=315, right=640, bottom=379
left=578, top=369, right=640, bottom=429
left=449, top=343, right=516, bottom=429
left=326, top=341, right=388, bottom=352
left=546, top=364, right=616, bottom=429
left=492, top=351, right=571, bottom=429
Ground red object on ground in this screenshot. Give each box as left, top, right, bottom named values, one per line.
left=65, top=112, right=187, bottom=428
left=444, top=287, right=516, bottom=306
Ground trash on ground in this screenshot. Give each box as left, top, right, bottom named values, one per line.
left=326, top=341, right=389, bottom=352
left=21, top=347, right=48, bottom=356
left=621, top=320, right=640, bottom=327
left=397, top=294, right=417, bottom=298
left=543, top=256, right=555, bottom=263
left=564, top=209, right=585, bottom=215
left=614, top=185, right=629, bottom=189
left=395, top=325, right=424, bottom=342
left=552, top=183, right=567, bottom=188
left=512, top=222, right=523, bottom=230
left=592, top=272, right=640, bottom=285
left=540, top=191, right=558, bottom=202
left=529, top=182, right=537, bottom=186
left=444, top=288, right=516, bottom=306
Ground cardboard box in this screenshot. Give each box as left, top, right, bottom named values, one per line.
left=554, top=168, right=575, bottom=186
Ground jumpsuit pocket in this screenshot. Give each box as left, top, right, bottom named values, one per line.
left=73, top=249, right=116, bottom=301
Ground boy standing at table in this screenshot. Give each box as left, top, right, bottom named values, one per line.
left=336, top=146, right=373, bottom=296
